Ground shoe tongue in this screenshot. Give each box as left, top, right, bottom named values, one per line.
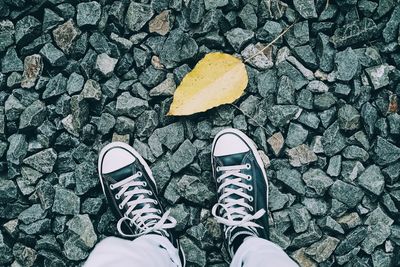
left=216, top=152, right=248, bottom=166
left=106, top=163, right=137, bottom=183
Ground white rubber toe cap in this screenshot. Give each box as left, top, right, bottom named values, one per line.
left=101, top=147, right=135, bottom=174
left=213, top=132, right=250, bottom=157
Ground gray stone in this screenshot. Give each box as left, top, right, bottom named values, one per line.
left=276, top=168, right=305, bottom=195
left=314, top=92, right=337, bottom=110
left=284, top=21, right=309, bottom=48
left=338, top=104, right=361, bottom=131
left=13, top=243, right=37, bottom=267
left=7, top=134, right=27, bottom=165
left=1, top=47, right=23, bottom=73
left=319, top=216, right=344, bottom=235
left=372, top=249, right=392, bottom=267
left=0, top=179, right=17, bottom=203
left=52, top=19, right=80, bottom=54
left=286, top=123, right=308, bottom=148
left=82, top=197, right=103, bottom=215
left=331, top=18, right=379, bottom=48
left=277, top=60, right=308, bottom=90
left=116, top=92, right=148, bottom=118
left=135, top=110, right=158, bottom=138
left=365, top=64, right=394, bottom=90
left=289, top=204, right=311, bottom=233
left=168, top=140, right=197, bottom=173
left=316, top=33, right=335, bottom=72
left=287, top=144, right=318, bottom=167
left=133, top=139, right=155, bottom=163
left=125, top=2, right=154, bottom=32
left=154, top=122, right=185, bottom=151
left=365, top=206, right=394, bottom=226
left=77, top=1, right=101, bottom=27
left=306, top=80, right=329, bottom=93
left=342, top=146, right=369, bottom=162
left=382, top=5, right=400, bottom=42
left=268, top=105, right=302, bottom=127
left=291, top=221, right=322, bottom=248
left=225, top=28, right=254, bottom=52
left=40, top=43, right=67, bottom=67
left=361, top=222, right=391, bottom=254
left=19, top=100, right=46, bottom=130
left=42, top=8, right=63, bottom=32
left=298, top=111, right=320, bottom=129
left=268, top=184, right=290, bottom=211
left=63, top=235, right=89, bottom=260
left=176, top=175, right=215, bottom=206
left=139, top=66, right=166, bottom=87
left=160, top=29, right=198, bottom=68
left=67, top=214, right=97, bottom=249
left=302, top=198, right=328, bottom=216
left=337, top=212, right=362, bottom=230
left=292, top=45, right=318, bottom=69
left=52, top=186, right=80, bottom=215
left=335, top=48, right=359, bottom=82
left=361, top=102, right=378, bottom=136
left=98, top=113, right=115, bottom=135
left=18, top=204, right=47, bottom=226
left=327, top=155, right=342, bottom=177
left=0, top=20, right=14, bottom=52
left=15, top=15, right=41, bottom=45
left=293, top=0, right=317, bottom=19
left=74, top=160, right=98, bottom=195
left=329, top=180, right=364, bottom=208
left=82, top=79, right=102, bottom=101
left=43, top=73, right=67, bottom=99
left=257, top=69, right=278, bottom=97
left=335, top=226, right=367, bottom=255
left=373, top=136, right=400, bottom=165
left=290, top=248, right=317, bottom=267
left=305, top=236, right=339, bottom=263
left=239, top=4, right=258, bottom=30
left=302, top=168, right=333, bottom=195
left=23, top=148, right=57, bottom=174
left=66, top=73, right=84, bottom=95
left=388, top=113, right=400, bottom=135
left=180, top=236, right=206, bottom=267
left=322, top=121, right=346, bottom=156
left=277, top=76, right=295, bottom=105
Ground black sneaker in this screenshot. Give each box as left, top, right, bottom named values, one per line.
left=98, top=142, right=186, bottom=266
left=211, top=129, right=269, bottom=257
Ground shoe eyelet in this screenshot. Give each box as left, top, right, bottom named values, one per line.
left=216, top=166, right=220, bottom=172
left=115, top=194, right=120, bottom=200
left=217, top=177, right=221, bottom=183
left=153, top=200, right=158, bottom=204
left=247, top=175, right=252, bottom=181
left=110, top=184, right=115, bottom=190
left=148, top=191, right=153, bottom=195
left=250, top=207, right=254, bottom=211
left=248, top=185, right=253, bottom=191
left=137, top=171, right=142, bottom=177
left=246, top=164, right=251, bottom=170
left=142, top=182, right=147, bottom=187
left=249, top=196, right=254, bottom=202
left=119, top=204, right=123, bottom=209
left=157, top=210, right=161, bottom=214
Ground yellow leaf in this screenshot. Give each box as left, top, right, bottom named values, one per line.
left=168, top=52, right=248, bottom=116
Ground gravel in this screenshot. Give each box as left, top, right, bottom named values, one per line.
left=1, top=0, right=400, bottom=266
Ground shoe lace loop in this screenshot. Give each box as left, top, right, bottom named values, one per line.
left=211, top=164, right=265, bottom=229
left=110, top=172, right=176, bottom=238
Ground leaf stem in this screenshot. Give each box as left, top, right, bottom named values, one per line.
left=244, top=21, right=296, bottom=63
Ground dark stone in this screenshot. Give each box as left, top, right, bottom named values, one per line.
left=19, top=100, right=46, bottom=130
left=40, top=43, right=67, bottom=67
left=1, top=47, right=23, bottom=73
left=335, top=226, right=367, bottom=255
left=52, top=186, right=80, bottom=215
left=168, top=140, right=197, bottom=173
left=331, top=18, right=379, bottom=48
left=7, top=134, right=27, bottom=165
left=316, top=33, right=335, bottom=72
left=293, top=0, right=317, bottom=19
left=329, top=180, right=364, bottom=208
left=15, top=15, right=41, bottom=45
left=116, top=92, right=148, bottom=118
left=0, top=179, right=17, bottom=203
left=276, top=168, right=305, bottom=195
left=225, top=28, right=254, bottom=52
left=322, top=121, right=347, bottom=156
left=338, top=104, right=360, bottom=131
left=373, top=136, right=400, bottom=165
left=284, top=21, right=309, bottom=48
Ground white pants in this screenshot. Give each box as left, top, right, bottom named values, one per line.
left=85, top=234, right=298, bottom=267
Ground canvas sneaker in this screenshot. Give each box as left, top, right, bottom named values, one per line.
left=98, top=142, right=185, bottom=266
left=211, top=128, right=269, bottom=257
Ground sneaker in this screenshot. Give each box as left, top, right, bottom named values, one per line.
left=211, top=129, right=269, bottom=257
left=98, top=142, right=186, bottom=266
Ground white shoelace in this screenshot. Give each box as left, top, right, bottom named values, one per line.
left=109, top=172, right=176, bottom=238
left=211, top=164, right=266, bottom=229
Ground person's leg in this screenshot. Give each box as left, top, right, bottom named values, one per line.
left=85, top=235, right=181, bottom=267
left=210, top=129, right=298, bottom=267
left=230, top=237, right=298, bottom=267
left=86, top=142, right=185, bottom=267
